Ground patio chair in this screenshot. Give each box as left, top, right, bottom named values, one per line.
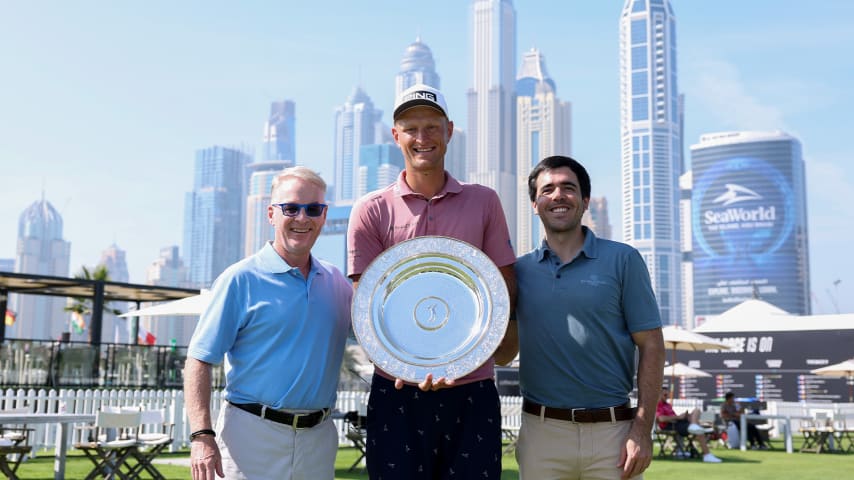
left=343, top=411, right=367, bottom=472
left=800, top=411, right=832, bottom=453
left=653, top=420, right=698, bottom=458
left=127, top=408, right=173, bottom=480
left=73, top=410, right=142, bottom=480
left=0, top=407, right=34, bottom=480
left=830, top=416, right=854, bottom=453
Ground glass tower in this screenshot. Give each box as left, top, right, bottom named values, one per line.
left=357, top=144, right=405, bottom=198
left=333, top=87, right=381, bottom=203
left=245, top=101, right=294, bottom=256
left=515, top=48, right=572, bottom=255
left=690, top=131, right=810, bottom=317
left=468, top=0, right=517, bottom=248
left=8, top=197, right=71, bottom=340
left=395, top=37, right=441, bottom=98
left=620, top=0, right=683, bottom=325
left=183, top=146, right=251, bottom=288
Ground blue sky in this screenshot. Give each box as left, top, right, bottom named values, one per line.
left=2, top=1, right=853, bottom=314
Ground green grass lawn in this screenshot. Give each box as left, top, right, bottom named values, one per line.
left=10, top=440, right=852, bottom=479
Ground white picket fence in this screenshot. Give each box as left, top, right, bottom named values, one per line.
left=1, top=388, right=371, bottom=454
left=8, top=388, right=847, bottom=456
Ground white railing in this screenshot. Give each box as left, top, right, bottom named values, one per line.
left=9, top=388, right=847, bottom=454
left=1, top=388, right=372, bottom=454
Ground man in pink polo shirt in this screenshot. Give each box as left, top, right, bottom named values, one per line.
left=347, top=83, right=518, bottom=479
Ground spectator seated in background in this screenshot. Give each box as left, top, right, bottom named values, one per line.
left=656, top=388, right=722, bottom=463
left=720, top=391, right=768, bottom=450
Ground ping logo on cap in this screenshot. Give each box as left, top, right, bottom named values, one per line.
left=401, top=91, right=437, bottom=103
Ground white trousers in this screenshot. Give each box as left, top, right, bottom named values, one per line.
left=216, top=402, right=338, bottom=480
left=516, top=412, right=640, bottom=480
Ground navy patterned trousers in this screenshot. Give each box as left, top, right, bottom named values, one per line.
left=365, top=375, right=502, bottom=480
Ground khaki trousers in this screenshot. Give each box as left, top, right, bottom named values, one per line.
left=216, top=402, right=338, bottom=480
left=515, top=411, right=641, bottom=480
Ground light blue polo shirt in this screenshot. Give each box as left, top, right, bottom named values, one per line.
left=188, top=242, right=352, bottom=410
left=515, top=227, right=661, bottom=409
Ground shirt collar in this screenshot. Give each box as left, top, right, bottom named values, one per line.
left=394, top=170, right=463, bottom=199
left=257, top=242, right=322, bottom=275
left=535, top=226, right=599, bottom=263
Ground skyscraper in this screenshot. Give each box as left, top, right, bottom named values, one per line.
left=468, top=0, right=517, bottom=246
left=245, top=101, right=294, bottom=256
left=145, top=246, right=192, bottom=346
left=333, top=87, right=382, bottom=203
left=584, top=197, right=613, bottom=241
left=357, top=144, right=405, bottom=198
left=183, top=146, right=251, bottom=288
left=515, top=48, right=572, bottom=254
left=446, top=128, right=467, bottom=183
left=690, top=131, right=810, bottom=317
left=7, top=196, right=71, bottom=340
left=395, top=37, right=441, bottom=97
left=312, top=205, right=352, bottom=276
left=98, top=243, right=129, bottom=343
left=619, top=0, right=683, bottom=324
left=261, top=100, right=296, bottom=163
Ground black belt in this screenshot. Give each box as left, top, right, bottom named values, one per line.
left=522, top=399, right=636, bottom=423
left=228, top=401, right=329, bottom=429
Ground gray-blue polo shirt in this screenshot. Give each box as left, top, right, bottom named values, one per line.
left=515, top=227, right=661, bottom=409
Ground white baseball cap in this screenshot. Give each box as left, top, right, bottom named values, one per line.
left=393, top=84, right=448, bottom=120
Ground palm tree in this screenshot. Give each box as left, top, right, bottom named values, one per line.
left=63, top=265, right=122, bottom=343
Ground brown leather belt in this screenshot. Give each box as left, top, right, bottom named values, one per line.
left=522, top=399, right=636, bottom=423
left=228, top=401, right=329, bottom=429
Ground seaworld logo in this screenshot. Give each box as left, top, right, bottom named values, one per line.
left=705, top=206, right=776, bottom=224
left=704, top=183, right=776, bottom=226
left=712, top=183, right=762, bottom=206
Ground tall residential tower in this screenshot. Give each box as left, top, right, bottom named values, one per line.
left=395, top=37, right=441, bottom=97
left=183, top=146, right=251, bottom=288
left=619, top=0, right=683, bottom=324
left=333, top=87, right=382, bottom=203
left=7, top=197, right=71, bottom=340
left=245, top=101, right=294, bottom=256
left=515, top=48, right=572, bottom=254
left=468, top=0, right=517, bottom=246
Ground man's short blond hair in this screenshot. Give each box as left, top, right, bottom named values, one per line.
left=270, top=166, right=327, bottom=197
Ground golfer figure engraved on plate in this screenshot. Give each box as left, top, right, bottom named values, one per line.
left=414, top=296, right=450, bottom=331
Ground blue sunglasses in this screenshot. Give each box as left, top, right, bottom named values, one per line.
left=272, top=203, right=328, bottom=217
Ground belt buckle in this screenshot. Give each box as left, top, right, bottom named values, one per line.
left=292, top=412, right=306, bottom=430
left=571, top=408, right=584, bottom=423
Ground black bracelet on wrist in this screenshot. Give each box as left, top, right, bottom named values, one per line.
left=190, top=429, right=216, bottom=441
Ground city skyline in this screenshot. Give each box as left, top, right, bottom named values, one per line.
left=2, top=1, right=853, bottom=315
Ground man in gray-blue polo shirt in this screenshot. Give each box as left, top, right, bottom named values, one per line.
left=184, top=166, right=352, bottom=480
left=514, top=156, right=665, bottom=480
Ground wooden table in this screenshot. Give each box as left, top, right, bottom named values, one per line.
left=0, top=412, right=95, bottom=480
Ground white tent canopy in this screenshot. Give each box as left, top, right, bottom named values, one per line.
left=119, top=290, right=211, bottom=317
left=695, top=299, right=854, bottom=333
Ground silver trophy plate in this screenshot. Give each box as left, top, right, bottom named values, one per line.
left=352, top=236, right=510, bottom=383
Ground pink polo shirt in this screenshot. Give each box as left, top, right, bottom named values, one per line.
left=348, top=171, right=516, bottom=384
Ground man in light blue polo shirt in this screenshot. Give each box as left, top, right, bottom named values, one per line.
left=514, top=156, right=665, bottom=480
left=184, top=166, right=352, bottom=480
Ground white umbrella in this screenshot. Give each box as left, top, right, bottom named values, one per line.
left=662, top=326, right=730, bottom=399
left=810, top=358, right=854, bottom=402
left=119, top=290, right=211, bottom=317
left=664, top=362, right=711, bottom=378
left=662, top=326, right=731, bottom=352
